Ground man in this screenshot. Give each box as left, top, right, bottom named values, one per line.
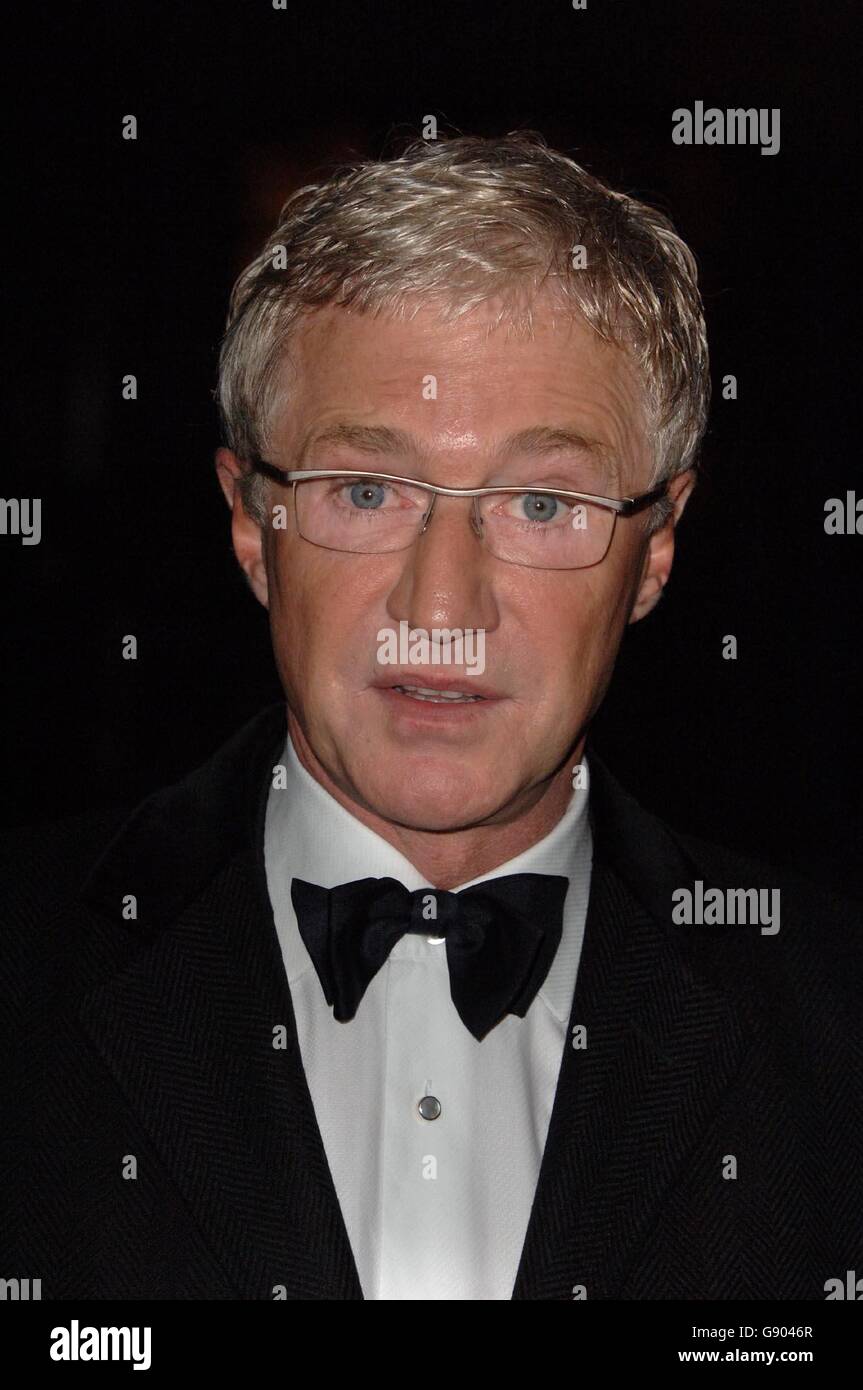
left=3, top=133, right=860, bottom=1301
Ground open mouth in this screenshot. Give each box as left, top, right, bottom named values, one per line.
left=391, top=684, right=485, bottom=704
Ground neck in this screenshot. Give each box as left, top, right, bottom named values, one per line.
left=286, top=709, right=582, bottom=889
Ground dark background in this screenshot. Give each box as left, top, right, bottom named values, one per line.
left=4, top=0, right=861, bottom=897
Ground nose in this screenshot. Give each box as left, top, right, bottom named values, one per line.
left=384, top=492, right=500, bottom=639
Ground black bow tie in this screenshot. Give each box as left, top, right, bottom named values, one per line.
left=290, top=873, right=569, bottom=1041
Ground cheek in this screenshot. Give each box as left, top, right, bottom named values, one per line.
left=265, top=545, right=320, bottom=690
left=269, top=538, right=350, bottom=631
left=529, top=573, right=627, bottom=707
left=267, top=544, right=386, bottom=682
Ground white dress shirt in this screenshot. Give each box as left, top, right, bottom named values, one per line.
left=264, top=733, right=593, bottom=1300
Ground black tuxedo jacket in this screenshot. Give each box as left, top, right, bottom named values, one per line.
left=2, top=704, right=861, bottom=1300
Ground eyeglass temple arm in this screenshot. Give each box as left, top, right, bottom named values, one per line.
left=248, top=455, right=292, bottom=485
left=617, top=482, right=670, bottom=516
left=247, top=455, right=669, bottom=514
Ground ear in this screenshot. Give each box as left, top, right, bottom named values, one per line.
left=628, top=469, right=696, bottom=624
left=214, top=447, right=269, bottom=608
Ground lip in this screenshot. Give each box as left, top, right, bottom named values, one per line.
left=371, top=672, right=501, bottom=700
left=374, top=685, right=496, bottom=726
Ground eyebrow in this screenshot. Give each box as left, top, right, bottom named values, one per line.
left=297, top=422, right=617, bottom=470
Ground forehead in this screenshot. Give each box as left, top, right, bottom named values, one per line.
left=275, top=293, right=651, bottom=478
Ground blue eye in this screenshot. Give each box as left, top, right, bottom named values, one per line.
left=520, top=493, right=559, bottom=522
left=349, top=481, right=386, bottom=509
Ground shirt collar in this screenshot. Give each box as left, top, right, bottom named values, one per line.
left=265, top=733, right=593, bottom=1025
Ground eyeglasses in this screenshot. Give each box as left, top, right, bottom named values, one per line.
left=249, top=456, right=668, bottom=571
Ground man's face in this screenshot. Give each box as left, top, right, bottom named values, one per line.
left=238, top=296, right=678, bottom=832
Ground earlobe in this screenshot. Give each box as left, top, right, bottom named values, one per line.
left=668, top=467, right=697, bottom=523
left=628, top=561, right=666, bottom=623
left=214, top=447, right=270, bottom=609
left=215, top=446, right=241, bottom=509
left=627, top=514, right=674, bottom=624
left=233, top=502, right=269, bottom=609
left=627, top=468, right=697, bottom=624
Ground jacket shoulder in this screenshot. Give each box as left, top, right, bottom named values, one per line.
left=588, top=752, right=862, bottom=1042
left=669, top=821, right=861, bottom=940
left=1, top=705, right=287, bottom=1013
left=662, top=822, right=862, bottom=1045
left=0, top=803, right=135, bottom=918
left=0, top=804, right=136, bottom=1026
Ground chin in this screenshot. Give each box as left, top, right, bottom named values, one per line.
left=355, top=762, right=511, bottom=833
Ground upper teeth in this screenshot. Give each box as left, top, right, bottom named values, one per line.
left=395, top=685, right=481, bottom=701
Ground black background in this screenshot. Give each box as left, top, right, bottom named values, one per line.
left=4, top=0, right=861, bottom=897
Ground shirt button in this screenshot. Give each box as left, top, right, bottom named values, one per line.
left=417, top=1094, right=442, bottom=1121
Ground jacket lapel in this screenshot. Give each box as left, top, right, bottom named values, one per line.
left=512, top=753, right=756, bottom=1299
left=70, top=704, right=364, bottom=1299
left=66, top=706, right=756, bottom=1300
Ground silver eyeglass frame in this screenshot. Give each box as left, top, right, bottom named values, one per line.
left=247, top=456, right=668, bottom=567
left=249, top=457, right=668, bottom=517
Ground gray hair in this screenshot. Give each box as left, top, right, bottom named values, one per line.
left=217, top=131, right=710, bottom=527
